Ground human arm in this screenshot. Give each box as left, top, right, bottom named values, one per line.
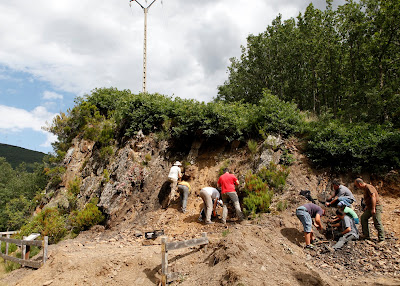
left=328, top=216, right=340, bottom=224
left=325, top=191, right=337, bottom=206
left=371, top=192, right=377, bottom=214
left=328, top=197, right=338, bottom=206
left=212, top=198, right=218, bottom=217
left=314, top=214, right=323, bottom=230
left=341, top=227, right=351, bottom=235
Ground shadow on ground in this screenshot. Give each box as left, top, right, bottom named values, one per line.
left=281, top=228, right=304, bottom=246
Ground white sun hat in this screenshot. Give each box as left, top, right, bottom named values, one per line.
left=173, top=161, right=182, bottom=166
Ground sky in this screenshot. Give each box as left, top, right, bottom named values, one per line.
left=0, top=0, right=345, bottom=154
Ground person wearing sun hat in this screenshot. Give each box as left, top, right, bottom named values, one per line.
left=166, top=161, right=182, bottom=207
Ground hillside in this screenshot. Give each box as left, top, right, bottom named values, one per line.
left=0, top=143, right=45, bottom=171
left=1, top=132, right=399, bottom=286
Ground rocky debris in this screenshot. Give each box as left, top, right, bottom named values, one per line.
left=256, top=148, right=281, bottom=172
left=309, top=238, right=400, bottom=279
left=263, top=135, right=283, bottom=149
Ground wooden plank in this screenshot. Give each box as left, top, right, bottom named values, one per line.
left=166, top=237, right=208, bottom=251
left=0, top=253, right=42, bottom=269
left=167, top=272, right=181, bottom=283
left=22, top=236, right=27, bottom=262
left=161, top=237, right=168, bottom=286
left=43, top=236, right=48, bottom=264
left=0, top=231, right=18, bottom=235
left=5, top=234, right=10, bottom=255
left=25, top=233, right=40, bottom=241
left=0, top=237, right=42, bottom=247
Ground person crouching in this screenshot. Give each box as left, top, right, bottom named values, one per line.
left=331, top=209, right=359, bottom=250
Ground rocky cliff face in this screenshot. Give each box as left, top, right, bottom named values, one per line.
left=41, top=134, right=290, bottom=228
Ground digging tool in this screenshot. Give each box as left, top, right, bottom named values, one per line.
left=145, top=229, right=164, bottom=239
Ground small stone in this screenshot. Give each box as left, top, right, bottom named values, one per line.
left=43, top=280, right=53, bottom=286
left=261, top=266, right=266, bottom=271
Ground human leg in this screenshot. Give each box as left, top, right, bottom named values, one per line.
left=200, top=190, right=213, bottom=223
left=361, top=209, right=372, bottom=239
left=221, top=193, right=229, bottom=224
left=296, top=207, right=312, bottom=245
left=167, top=178, right=178, bottom=206
left=372, top=205, right=385, bottom=241
left=305, top=232, right=312, bottom=245
left=333, top=233, right=357, bottom=250
left=178, top=185, right=189, bottom=212
left=338, top=197, right=352, bottom=207
left=226, top=192, right=244, bottom=221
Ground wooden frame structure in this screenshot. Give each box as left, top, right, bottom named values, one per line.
left=0, top=232, right=48, bottom=269
left=160, top=232, right=208, bottom=285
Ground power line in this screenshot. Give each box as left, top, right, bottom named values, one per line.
left=129, top=0, right=159, bottom=93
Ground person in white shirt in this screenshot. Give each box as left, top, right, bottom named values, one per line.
left=166, top=161, right=182, bottom=207
left=199, top=187, right=220, bottom=224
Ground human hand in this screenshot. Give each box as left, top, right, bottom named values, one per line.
left=372, top=208, right=376, bottom=215
left=325, top=202, right=330, bottom=207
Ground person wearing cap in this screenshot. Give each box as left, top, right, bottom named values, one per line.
left=355, top=178, right=385, bottom=242
left=166, top=161, right=182, bottom=207
left=177, top=176, right=191, bottom=213
left=217, top=168, right=244, bottom=224
left=296, top=203, right=325, bottom=249
left=199, top=187, right=220, bottom=224
left=331, top=209, right=359, bottom=250
left=325, top=180, right=356, bottom=207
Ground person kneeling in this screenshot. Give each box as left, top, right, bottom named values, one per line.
left=331, top=209, right=359, bottom=251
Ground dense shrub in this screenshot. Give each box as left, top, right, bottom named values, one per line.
left=306, top=120, right=400, bottom=173
left=48, top=88, right=304, bottom=152
left=19, top=208, right=67, bottom=244
left=243, top=163, right=289, bottom=216
left=257, top=163, right=289, bottom=191
left=69, top=198, right=105, bottom=233
left=67, top=177, right=82, bottom=197
left=44, top=166, right=66, bottom=189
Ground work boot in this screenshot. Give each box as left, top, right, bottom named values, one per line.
left=205, top=221, right=214, bottom=225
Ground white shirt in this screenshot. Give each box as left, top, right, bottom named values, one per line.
left=201, top=187, right=220, bottom=200
left=168, top=165, right=182, bottom=180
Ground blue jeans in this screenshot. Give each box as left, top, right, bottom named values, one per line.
left=178, top=185, right=189, bottom=212
left=338, top=197, right=354, bottom=206
left=296, top=206, right=312, bottom=233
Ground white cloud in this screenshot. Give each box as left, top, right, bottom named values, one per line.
left=0, top=104, right=58, bottom=147
left=41, top=132, right=58, bottom=148
left=43, top=90, right=63, bottom=100
left=0, top=0, right=346, bottom=104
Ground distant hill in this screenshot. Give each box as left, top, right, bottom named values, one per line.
left=0, top=143, right=46, bottom=171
